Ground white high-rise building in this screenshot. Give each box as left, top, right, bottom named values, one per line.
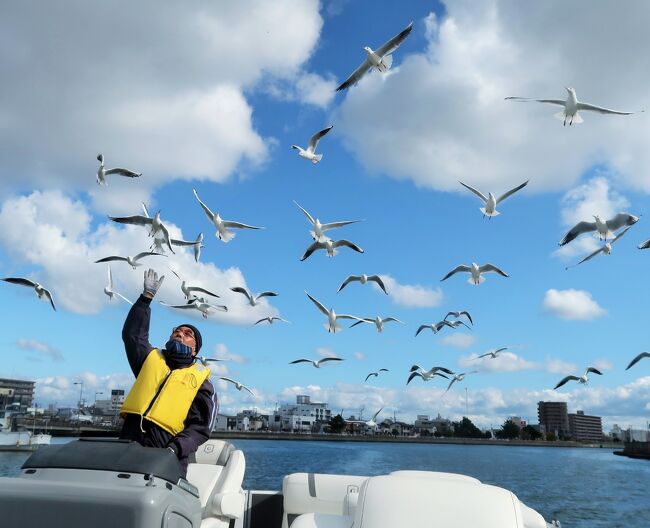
left=272, top=395, right=331, bottom=432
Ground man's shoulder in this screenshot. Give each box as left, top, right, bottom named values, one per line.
left=198, top=377, right=215, bottom=394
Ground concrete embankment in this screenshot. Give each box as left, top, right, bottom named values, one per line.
left=614, top=441, right=650, bottom=459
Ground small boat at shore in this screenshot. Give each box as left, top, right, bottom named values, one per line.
left=0, top=437, right=561, bottom=527
left=0, top=409, right=51, bottom=452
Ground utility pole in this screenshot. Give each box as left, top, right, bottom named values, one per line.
left=465, top=388, right=469, bottom=417
left=74, top=381, right=84, bottom=413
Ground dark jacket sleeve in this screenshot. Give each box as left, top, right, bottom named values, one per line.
left=122, top=294, right=155, bottom=376
left=169, top=379, right=217, bottom=459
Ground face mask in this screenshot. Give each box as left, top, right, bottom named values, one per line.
left=164, top=338, right=194, bottom=366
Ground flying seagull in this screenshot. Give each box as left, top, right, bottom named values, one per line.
left=291, top=126, right=333, bottom=164
left=109, top=210, right=175, bottom=254
left=639, top=239, right=650, bottom=249
left=289, top=357, right=344, bottom=368
left=350, top=316, right=403, bottom=333
left=559, top=213, right=638, bottom=246
left=230, top=286, right=278, bottom=307
left=364, top=408, right=384, bottom=428
left=365, top=369, right=389, bottom=382
left=254, top=316, right=291, bottom=325
left=293, top=201, right=363, bottom=243
left=336, top=21, right=413, bottom=92
left=103, top=266, right=132, bottom=305
left=475, top=347, right=508, bottom=360
left=415, top=320, right=460, bottom=336
left=193, top=188, right=264, bottom=243
left=301, top=238, right=364, bottom=261
left=305, top=291, right=362, bottom=333
left=171, top=233, right=204, bottom=263
left=407, top=366, right=453, bottom=385
left=459, top=180, right=529, bottom=218
left=565, top=226, right=631, bottom=269
left=441, top=262, right=509, bottom=285
left=338, top=274, right=387, bottom=294
left=96, top=153, right=141, bottom=185
left=169, top=269, right=220, bottom=301
left=553, top=367, right=603, bottom=390
left=445, top=371, right=478, bottom=393
left=95, top=251, right=166, bottom=269
left=505, top=87, right=638, bottom=126
left=219, top=377, right=255, bottom=397
left=626, top=352, right=650, bottom=370
left=160, top=297, right=227, bottom=319
left=444, top=311, right=473, bottom=326
left=1, top=277, right=56, bottom=311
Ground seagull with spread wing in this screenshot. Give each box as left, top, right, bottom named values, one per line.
left=305, top=291, right=362, bottom=333
left=95, top=251, right=166, bottom=269
left=338, top=274, right=387, bottom=294
left=294, top=201, right=363, bottom=243
left=109, top=210, right=175, bottom=254
left=559, top=213, right=638, bottom=246
left=415, top=320, right=459, bottom=336
left=459, top=180, right=529, bottom=218
left=171, top=233, right=204, bottom=263
left=445, top=371, right=478, bottom=393
left=566, top=226, right=632, bottom=269
left=1, top=277, right=56, bottom=311
left=301, top=238, right=364, bottom=261
left=474, top=348, right=508, bottom=360
left=441, top=262, right=509, bottom=285
left=219, top=377, right=255, bottom=397
left=626, top=352, right=650, bottom=370
left=506, top=87, right=639, bottom=126
left=365, top=369, right=389, bottom=382
left=553, top=367, right=603, bottom=390
left=291, top=126, right=333, bottom=164
left=169, top=269, right=220, bottom=301
left=350, top=315, right=403, bottom=333
left=254, top=316, right=291, bottom=325
left=103, top=266, right=132, bottom=305
left=230, top=286, right=278, bottom=307
left=336, top=21, right=413, bottom=92
left=160, top=297, right=227, bottom=319
left=444, top=311, right=473, bottom=326
left=407, top=365, right=453, bottom=385
left=290, top=357, right=344, bottom=368
left=193, top=188, right=264, bottom=243
left=96, top=153, right=141, bottom=185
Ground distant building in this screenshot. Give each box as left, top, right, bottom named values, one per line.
left=568, top=410, right=603, bottom=442
left=509, top=416, right=526, bottom=429
left=236, top=410, right=268, bottom=431
left=610, top=424, right=649, bottom=442
left=213, top=414, right=237, bottom=432
left=432, top=413, right=452, bottom=436
left=110, top=389, right=126, bottom=413
left=414, top=415, right=436, bottom=435
left=272, top=395, right=331, bottom=432
left=538, top=401, right=569, bottom=438
left=0, top=378, right=35, bottom=412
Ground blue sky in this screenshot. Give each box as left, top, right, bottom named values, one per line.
left=1, top=0, right=650, bottom=429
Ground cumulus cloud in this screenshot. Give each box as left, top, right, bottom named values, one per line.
left=542, top=288, right=606, bottom=320
left=210, top=343, right=249, bottom=365
left=35, top=372, right=134, bottom=407
left=440, top=333, right=476, bottom=349
left=16, top=338, right=64, bottom=362
left=265, top=71, right=338, bottom=108
left=334, top=3, right=650, bottom=195
left=545, top=358, right=578, bottom=374
left=315, top=347, right=340, bottom=359
left=0, top=190, right=279, bottom=323
left=459, top=351, right=536, bottom=372
left=377, top=275, right=444, bottom=308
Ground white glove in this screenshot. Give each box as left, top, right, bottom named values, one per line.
left=143, top=268, right=164, bottom=299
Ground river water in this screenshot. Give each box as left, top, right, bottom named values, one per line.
left=2, top=438, right=649, bottom=528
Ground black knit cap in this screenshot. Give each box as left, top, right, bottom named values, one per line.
left=176, top=323, right=202, bottom=353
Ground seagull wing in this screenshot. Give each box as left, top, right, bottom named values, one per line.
left=567, top=246, right=605, bottom=269
left=307, top=126, right=333, bottom=152
left=375, top=21, right=414, bottom=57
left=435, top=367, right=456, bottom=375
left=141, top=202, right=150, bottom=218
left=445, top=377, right=458, bottom=393
left=459, top=311, right=473, bottom=325
left=170, top=238, right=195, bottom=246
left=479, top=264, right=509, bottom=277
left=415, top=324, right=433, bottom=336
left=109, top=214, right=153, bottom=227
left=332, top=239, right=364, bottom=253
left=113, top=291, right=133, bottom=305
left=338, top=275, right=361, bottom=292
left=611, top=226, right=632, bottom=245
left=42, top=288, right=56, bottom=311
left=608, top=213, right=639, bottom=231
left=2, top=277, right=37, bottom=288
left=441, top=265, right=471, bottom=281
left=159, top=301, right=198, bottom=310
left=410, top=364, right=424, bottom=372
left=383, top=317, right=403, bottom=324
left=365, top=372, right=378, bottom=382
left=134, top=251, right=166, bottom=262
left=107, top=266, right=114, bottom=289
left=576, top=102, right=634, bottom=115
left=639, top=239, right=650, bottom=250
left=289, top=359, right=314, bottom=365
left=254, top=317, right=270, bottom=325
left=350, top=319, right=369, bottom=328
left=305, top=292, right=329, bottom=315
left=318, top=357, right=344, bottom=366
left=407, top=371, right=424, bottom=385
left=459, top=181, right=488, bottom=203
left=338, top=314, right=365, bottom=321
left=104, top=168, right=141, bottom=178
left=193, top=189, right=216, bottom=221
left=187, top=286, right=220, bottom=298
left=336, top=59, right=373, bottom=92
left=496, top=180, right=529, bottom=204
left=219, top=377, right=238, bottom=386
left=231, top=287, right=252, bottom=303
left=301, top=241, right=326, bottom=261
left=241, top=385, right=255, bottom=397
left=371, top=408, right=383, bottom=422
left=505, top=96, right=566, bottom=106
left=626, top=352, right=650, bottom=370
left=379, top=368, right=389, bottom=373
left=293, top=201, right=315, bottom=225
left=367, top=275, right=388, bottom=294
left=95, top=256, right=128, bottom=263
left=256, top=291, right=278, bottom=300
left=320, top=220, right=363, bottom=232
left=553, top=375, right=579, bottom=390
left=586, top=367, right=603, bottom=376
left=221, top=220, right=263, bottom=230
left=559, top=221, right=597, bottom=246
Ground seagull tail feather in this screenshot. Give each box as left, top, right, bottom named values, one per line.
left=480, top=207, right=500, bottom=218
left=311, top=154, right=323, bottom=164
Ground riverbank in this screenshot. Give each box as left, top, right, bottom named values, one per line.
left=210, top=431, right=619, bottom=449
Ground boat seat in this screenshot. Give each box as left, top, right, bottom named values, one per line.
left=290, top=513, right=353, bottom=528
left=186, top=440, right=246, bottom=527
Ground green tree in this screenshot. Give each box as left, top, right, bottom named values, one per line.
left=452, top=417, right=484, bottom=438
left=495, top=419, right=520, bottom=439
left=328, top=414, right=346, bottom=434
left=521, top=425, right=542, bottom=441
left=545, top=431, right=557, bottom=441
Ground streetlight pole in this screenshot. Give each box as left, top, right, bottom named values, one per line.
left=73, top=381, right=84, bottom=413
left=465, top=388, right=469, bottom=417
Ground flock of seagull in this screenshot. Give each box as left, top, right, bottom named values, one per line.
left=3, top=19, right=650, bottom=419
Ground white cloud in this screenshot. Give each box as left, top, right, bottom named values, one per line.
left=334, top=3, right=650, bottom=195
left=545, top=358, right=578, bottom=374
left=353, top=351, right=366, bottom=361
left=377, top=275, right=444, bottom=308
left=542, top=288, right=606, bottom=321
left=459, top=351, right=536, bottom=372
left=440, top=333, right=476, bottom=349
left=315, top=347, right=339, bottom=359
left=35, top=372, right=134, bottom=407
left=211, top=343, right=249, bottom=364
left=265, top=71, right=337, bottom=108
left=0, top=190, right=279, bottom=324
left=16, top=338, right=64, bottom=362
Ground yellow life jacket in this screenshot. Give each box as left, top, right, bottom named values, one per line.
left=120, top=349, right=211, bottom=435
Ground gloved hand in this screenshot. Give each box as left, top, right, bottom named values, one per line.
left=143, top=268, right=164, bottom=299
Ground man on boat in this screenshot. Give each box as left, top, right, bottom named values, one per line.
left=119, top=268, right=217, bottom=476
